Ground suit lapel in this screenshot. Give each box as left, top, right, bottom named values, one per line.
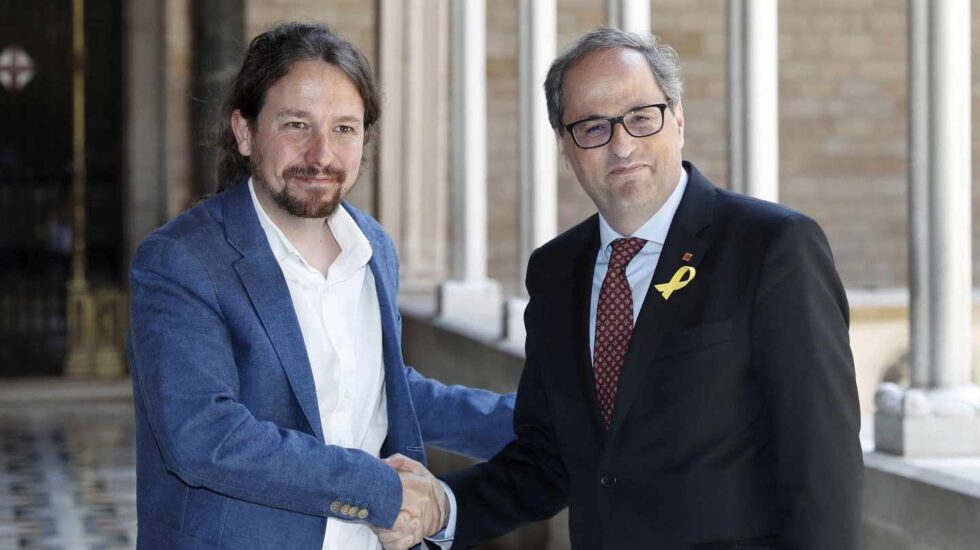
left=222, top=184, right=325, bottom=442
left=608, top=163, right=715, bottom=438
left=570, top=220, right=606, bottom=439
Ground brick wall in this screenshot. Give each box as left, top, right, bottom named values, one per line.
left=778, top=0, right=909, bottom=288
left=486, top=0, right=521, bottom=293
left=245, top=0, right=375, bottom=62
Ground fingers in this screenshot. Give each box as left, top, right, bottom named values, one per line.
left=381, top=453, right=408, bottom=469
left=398, top=470, right=447, bottom=537
left=391, top=510, right=413, bottom=531
left=378, top=530, right=418, bottom=550
left=374, top=511, right=422, bottom=550
left=383, top=453, right=427, bottom=475
left=379, top=454, right=448, bottom=542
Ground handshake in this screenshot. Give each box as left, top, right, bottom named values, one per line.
left=371, top=454, right=450, bottom=550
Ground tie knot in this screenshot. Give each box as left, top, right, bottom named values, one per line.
left=609, top=237, right=647, bottom=269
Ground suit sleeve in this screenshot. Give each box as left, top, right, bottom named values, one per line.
left=441, top=251, right=569, bottom=548
left=405, top=368, right=516, bottom=461
left=129, top=234, right=403, bottom=528
left=750, top=214, right=863, bottom=549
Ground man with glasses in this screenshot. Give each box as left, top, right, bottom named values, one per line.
left=436, top=27, right=862, bottom=549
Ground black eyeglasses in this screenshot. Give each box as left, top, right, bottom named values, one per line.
left=563, top=103, right=668, bottom=149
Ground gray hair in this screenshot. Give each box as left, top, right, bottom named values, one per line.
left=544, top=27, right=684, bottom=132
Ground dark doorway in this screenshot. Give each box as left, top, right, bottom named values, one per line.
left=0, top=0, right=123, bottom=377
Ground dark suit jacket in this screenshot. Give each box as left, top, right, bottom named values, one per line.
left=445, top=162, right=862, bottom=549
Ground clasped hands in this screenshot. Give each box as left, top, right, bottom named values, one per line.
left=372, top=454, right=449, bottom=550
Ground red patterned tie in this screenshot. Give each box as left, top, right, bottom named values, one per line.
left=593, top=237, right=647, bottom=430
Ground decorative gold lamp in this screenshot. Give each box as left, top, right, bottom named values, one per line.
left=65, top=0, right=128, bottom=378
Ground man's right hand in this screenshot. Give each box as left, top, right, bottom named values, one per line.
left=372, top=454, right=448, bottom=550
left=374, top=510, right=422, bottom=550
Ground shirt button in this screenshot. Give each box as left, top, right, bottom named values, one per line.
left=600, top=475, right=617, bottom=488
left=343, top=391, right=350, bottom=400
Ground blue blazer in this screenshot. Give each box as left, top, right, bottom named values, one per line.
left=128, top=182, right=515, bottom=549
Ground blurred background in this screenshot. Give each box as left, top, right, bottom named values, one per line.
left=1, top=0, right=979, bottom=548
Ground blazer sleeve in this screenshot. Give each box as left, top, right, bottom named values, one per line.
left=129, top=234, right=404, bottom=528
left=441, top=251, right=570, bottom=547
left=405, top=367, right=516, bottom=461
left=750, top=213, right=863, bottom=549
left=366, top=221, right=516, bottom=462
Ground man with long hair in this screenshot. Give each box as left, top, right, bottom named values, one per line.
left=128, top=22, right=514, bottom=550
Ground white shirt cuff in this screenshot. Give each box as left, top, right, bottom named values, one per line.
left=423, top=480, right=457, bottom=549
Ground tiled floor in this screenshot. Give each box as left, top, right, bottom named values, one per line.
left=0, top=381, right=136, bottom=550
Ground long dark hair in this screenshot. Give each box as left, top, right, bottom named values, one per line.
left=213, top=22, right=381, bottom=192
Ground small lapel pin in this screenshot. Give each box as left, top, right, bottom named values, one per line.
left=681, top=252, right=693, bottom=262
left=654, top=266, right=697, bottom=300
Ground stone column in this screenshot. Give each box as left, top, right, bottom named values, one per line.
left=505, top=0, right=558, bottom=345
left=440, top=0, right=502, bottom=333
left=726, top=0, right=778, bottom=201
left=906, top=0, right=931, bottom=390
left=606, top=0, right=650, bottom=35
left=875, top=0, right=979, bottom=457
left=125, top=0, right=168, bottom=263
left=191, top=0, right=243, bottom=196
left=124, top=0, right=192, bottom=265
left=377, top=0, right=451, bottom=294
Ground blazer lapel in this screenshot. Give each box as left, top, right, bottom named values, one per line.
left=608, top=163, right=715, bottom=438
left=221, top=184, right=325, bottom=442
left=342, top=204, right=426, bottom=461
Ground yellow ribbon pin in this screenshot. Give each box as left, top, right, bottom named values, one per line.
left=654, top=266, right=696, bottom=300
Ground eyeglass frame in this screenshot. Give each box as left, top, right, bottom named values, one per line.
left=562, top=103, right=669, bottom=150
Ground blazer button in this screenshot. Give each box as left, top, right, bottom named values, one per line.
left=600, top=475, right=617, bottom=488
left=357, top=508, right=369, bottom=519
left=330, top=501, right=341, bottom=513
left=340, top=504, right=352, bottom=516
left=349, top=506, right=360, bottom=517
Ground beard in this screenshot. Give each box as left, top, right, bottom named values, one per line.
left=250, top=150, right=349, bottom=219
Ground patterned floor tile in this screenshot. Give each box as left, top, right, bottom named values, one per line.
left=0, top=400, right=136, bottom=550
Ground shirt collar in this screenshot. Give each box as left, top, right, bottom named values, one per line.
left=248, top=178, right=373, bottom=278
left=598, top=166, right=689, bottom=253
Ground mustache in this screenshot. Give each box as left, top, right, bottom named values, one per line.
left=283, top=164, right=347, bottom=182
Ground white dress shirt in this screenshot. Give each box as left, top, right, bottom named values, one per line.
left=250, top=181, right=457, bottom=550
left=250, top=181, right=388, bottom=550
left=589, top=168, right=689, bottom=359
